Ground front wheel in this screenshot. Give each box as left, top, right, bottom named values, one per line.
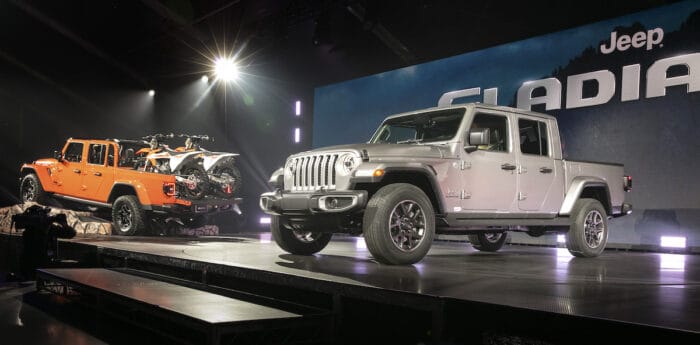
left=363, top=183, right=435, bottom=265
left=270, top=216, right=332, bottom=255
left=180, top=164, right=209, bottom=199
left=20, top=173, right=48, bottom=204
left=111, top=195, right=149, bottom=236
left=468, top=232, right=507, bottom=252
left=566, top=198, right=608, bottom=257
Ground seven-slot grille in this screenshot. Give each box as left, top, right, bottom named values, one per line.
left=290, top=153, right=339, bottom=191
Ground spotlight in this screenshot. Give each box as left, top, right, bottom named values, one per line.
left=148, top=89, right=155, bottom=96
left=201, top=75, right=209, bottom=83
left=214, top=57, right=238, bottom=82
left=294, top=128, right=300, bottom=143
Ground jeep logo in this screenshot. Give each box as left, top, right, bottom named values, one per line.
left=600, top=27, right=664, bottom=54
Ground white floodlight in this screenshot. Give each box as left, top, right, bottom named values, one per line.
left=214, top=57, right=238, bottom=82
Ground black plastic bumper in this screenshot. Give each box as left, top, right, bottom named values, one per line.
left=260, top=190, right=367, bottom=216
left=151, top=197, right=242, bottom=215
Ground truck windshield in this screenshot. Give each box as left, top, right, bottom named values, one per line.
left=370, top=109, right=464, bottom=144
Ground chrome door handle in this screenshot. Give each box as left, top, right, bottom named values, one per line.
left=501, top=163, right=517, bottom=171
left=94, top=172, right=102, bottom=176
left=539, top=167, right=553, bottom=174
left=73, top=169, right=81, bottom=174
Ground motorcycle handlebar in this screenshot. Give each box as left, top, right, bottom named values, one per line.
left=142, top=133, right=175, bottom=141
left=178, top=134, right=213, bottom=142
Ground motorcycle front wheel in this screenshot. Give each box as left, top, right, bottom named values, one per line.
left=180, top=164, right=209, bottom=199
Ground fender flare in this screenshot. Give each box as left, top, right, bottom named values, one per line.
left=559, top=176, right=611, bottom=216
left=109, top=182, right=153, bottom=209
left=368, top=163, right=446, bottom=214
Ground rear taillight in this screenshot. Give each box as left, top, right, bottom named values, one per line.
left=624, top=175, right=632, bottom=192
left=163, top=182, right=176, bottom=197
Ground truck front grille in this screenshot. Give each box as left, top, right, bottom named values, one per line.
left=290, top=154, right=339, bottom=191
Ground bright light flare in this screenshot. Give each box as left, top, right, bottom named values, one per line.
left=660, top=236, right=686, bottom=248
left=214, top=57, right=239, bottom=82
left=148, top=89, right=155, bottom=96
left=201, top=75, right=209, bottom=83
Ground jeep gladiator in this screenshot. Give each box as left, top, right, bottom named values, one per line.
left=260, top=103, right=632, bottom=264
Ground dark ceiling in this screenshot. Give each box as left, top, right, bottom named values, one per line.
left=0, top=0, right=683, bottom=92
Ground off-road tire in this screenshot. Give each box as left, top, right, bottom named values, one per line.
left=111, top=195, right=149, bottom=236
left=213, top=163, right=242, bottom=198
left=20, top=173, right=48, bottom=204
left=566, top=198, right=608, bottom=257
left=363, top=183, right=435, bottom=265
left=468, top=232, right=507, bottom=252
left=271, top=216, right=332, bottom=255
left=180, top=164, right=209, bottom=200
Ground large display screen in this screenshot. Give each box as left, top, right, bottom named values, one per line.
left=313, top=1, right=700, bottom=250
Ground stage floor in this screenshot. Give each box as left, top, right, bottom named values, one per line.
left=60, top=233, right=700, bottom=335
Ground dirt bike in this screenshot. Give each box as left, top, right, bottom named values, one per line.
left=135, top=133, right=209, bottom=199
left=176, top=134, right=242, bottom=199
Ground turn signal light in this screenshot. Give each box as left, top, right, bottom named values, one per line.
left=373, top=169, right=385, bottom=177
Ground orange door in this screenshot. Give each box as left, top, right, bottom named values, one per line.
left=83, top=143, right=116, bottom=201
left=53, top=141, right=87, bottom=197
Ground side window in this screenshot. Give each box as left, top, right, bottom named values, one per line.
left=88, top=144, right=106, bottom=165
left=518, top=119, right=549, bottom=156
left=469, top=113, right=509, bottom=152
left=64, top=143, right=84, bottom=162
left=107, top=144, right=115, bottom=166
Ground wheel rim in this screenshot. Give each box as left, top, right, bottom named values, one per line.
left=22, top=179, right=36, bottom=201
left=116, top=204, right=133, bottom=231
left=584, top=210, right=605, bottom=248
left=388, top=200, right=426, bottom=252
left=292, top=230, right=322, bottom=243
left=483, top=233, right=503, bottom=243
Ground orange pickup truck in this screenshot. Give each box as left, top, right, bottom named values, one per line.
left=19, top=138, right=240, bottom=235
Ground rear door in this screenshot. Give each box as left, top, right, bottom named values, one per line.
left=83, top=142, right=116, bottom=201
left=515, top=116, right=557, bottom=212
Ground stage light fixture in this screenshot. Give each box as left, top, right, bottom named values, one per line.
left=295, top=101, right=301, bottom=116
left=259, top=217, right=271, bottom=225
left=660, top=236, right=686, bottom=248
left=557, top=234, right=566, bottom=243
left=201, top=75, right=209, bottom=83
left=214, top=57, right=238, bottom=82
left=148, top=89, right=155, bottom=96
left=294, top=128, right=300, bottom=143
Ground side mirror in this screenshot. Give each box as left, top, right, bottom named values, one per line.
left=53, top=150, right=63, bottom=161
left=464, top=128, right=490, bottom=153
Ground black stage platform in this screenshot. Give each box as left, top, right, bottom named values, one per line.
left=2, top=233, right=699, bottom=344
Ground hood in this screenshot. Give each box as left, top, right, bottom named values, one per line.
left=300, top=143, right=452, bottom=159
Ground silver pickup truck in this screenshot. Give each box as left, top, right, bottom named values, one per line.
left=260, top=103, right=632, bottom=264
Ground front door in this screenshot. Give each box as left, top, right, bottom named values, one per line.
left=52, top=141, right=86, bottom=196
left=461, top=111, right=517, bottom=212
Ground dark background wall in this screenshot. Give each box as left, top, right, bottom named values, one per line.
left=0, top=0, right=682, bottom=232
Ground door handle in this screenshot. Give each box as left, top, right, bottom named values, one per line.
left=501, top=163, right=517, bottom=171
left=539, top=167, right=553, bottom=174
left=94, top=172, right=102, bottom=176
left=73, top=169, right=81, bottom=174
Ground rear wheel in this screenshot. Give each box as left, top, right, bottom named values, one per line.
left=468, top=232, right=507, bottom=252
left=20, top=173, right=48, bottom=204
left=111, top=195, right=149, bottom=236
left=271, top=216, right=332, bottom=255
left=213, top=164, right=242, bottom=198
left=566, top=198, right=608, bottom=257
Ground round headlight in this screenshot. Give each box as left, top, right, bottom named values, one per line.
left=286, top=159, right=297, bottom=175
left=337, top=153, right=360, bottom=176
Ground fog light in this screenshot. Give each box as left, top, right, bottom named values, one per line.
left=327, top=197, right=339, bottom=209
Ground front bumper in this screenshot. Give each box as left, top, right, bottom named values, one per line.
left=260, top=190, right=367, bottom=216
